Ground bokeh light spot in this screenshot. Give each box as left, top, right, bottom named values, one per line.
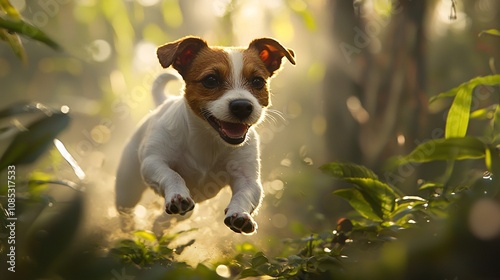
left=312, top=115, right=327, bottom=136
left=134, top=205, right=147, bottom=218
left=133, top=41, right=157, bottom=72
left=270, top=180, right=284, bottom=191
left=346, top=96, right=369, bottom=124
left=272, top=213, right=288, bottom=228
left=88, top=39, right=112, bottom=62
left=107, top=207, right=118, bottom=218
left=216, top=264, right=231, bottom=278
left=60, top=105, right=70, bottom=114
left=137, top=0, right=159, bottom=7
left=469, top=198, right=500, bottom=240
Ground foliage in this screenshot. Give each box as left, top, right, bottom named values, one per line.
left=110, top=229, right=196, bottom=267
left=104, top=229, right=225, bottom=279
left=0, top=103, right=70, bottom=171
left=2, top=21, right=500, bottom=279
left=200, top=62, right=500, bottom=279
left=0, top=0, right=61, bottom=63
left=0, top=102, right=72, bottom=172
left=479, top=28, right=500, bottom=37
left=0, top=102, right=80, bottom=279
left=209, top=32, right=500, bottom=278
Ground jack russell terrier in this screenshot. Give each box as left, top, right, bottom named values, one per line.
left=115, top=36, right=295, bottom=234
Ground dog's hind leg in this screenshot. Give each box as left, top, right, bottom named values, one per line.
left=115, top=127, right=148, bottom=231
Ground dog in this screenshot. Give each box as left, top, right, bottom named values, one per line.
left=115, top=36, right=295, bottom=234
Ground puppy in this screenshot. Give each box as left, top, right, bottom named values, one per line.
left=115, top=36, right=295, bottom=234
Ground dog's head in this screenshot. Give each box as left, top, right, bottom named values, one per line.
left=157, top=36, right=295, bottom=145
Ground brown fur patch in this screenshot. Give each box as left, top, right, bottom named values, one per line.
left=183, top=47, right=232, bottom=119
left=242, top=48, right=272, bottom=107
left=183, top=46, right=272, bottom=120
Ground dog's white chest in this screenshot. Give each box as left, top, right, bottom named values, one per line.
left=174, top=151, right=229, bottom=202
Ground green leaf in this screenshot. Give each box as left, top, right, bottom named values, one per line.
left=235, top=242, right=258, bottom=254
left=324, top=162, right=398, bottom=221
left=0, top=101, right=56, bottom=119
left=0, top=111, right=70, bottom=170
left=391, top=196, right=428, bottom=224
left=333, top=188, right=383, bottom=222
left=429, top=75, right=500, bottom=104
left=0, top=16, right=61, bottom=50
left=479, top=29, right=500, bottom=37
left=0, top=0, right=22, bottom=20
left=391, top=137, right=486, bottom=166
left=345, top=178, right=398, bottom=219
left=418, top=181, right=444, bottom=191
left=493, top=105, right=500, bottom=143
left=446, top=85, right=472, bottom=138
left=320, top=162, right=378, bottom=180
left=134, top=230, right=157, bottom=242
left=0, top=100, right=31, bottom=118
left=251, top=252, right=270, bottom=268
left=485, top=145, right=500, bottom=177
left=0, top=28, right=26, bottom=63
left=240, top=268, right=262, bottom=278
left=470, top=105, right=497, bottom=120
left=25, top=193, right=83, bottom=274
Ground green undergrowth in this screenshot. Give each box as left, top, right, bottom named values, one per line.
left=2, top=29, right=500, bottom=279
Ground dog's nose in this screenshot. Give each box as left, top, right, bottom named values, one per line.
left=230, top=99, right=253, bottom=120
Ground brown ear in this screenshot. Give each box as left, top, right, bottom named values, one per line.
left=249, top=38, right=296, bottom=76
left=157, top=36, right=208, bottom=76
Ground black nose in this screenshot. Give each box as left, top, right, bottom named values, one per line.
left=229, top=99, right=253, bottom=120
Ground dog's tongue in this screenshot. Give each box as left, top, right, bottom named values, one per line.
left=220, top=121, right=248, bottom=139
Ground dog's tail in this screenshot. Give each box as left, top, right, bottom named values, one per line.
left=152, top=72, right=179, bottom=107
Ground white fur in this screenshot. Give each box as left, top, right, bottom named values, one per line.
left=206, top=50, right=264, bottom=124
left=115, top=67, right=264, bottom=234
left=228, top=49, right=244, bottom=88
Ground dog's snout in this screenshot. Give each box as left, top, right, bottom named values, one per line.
left=230, top=99, right=253, bottom=120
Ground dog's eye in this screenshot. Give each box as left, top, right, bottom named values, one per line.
left=251, top=77, right=266, bottom=89
left=201, top=75, right=220, bottom=89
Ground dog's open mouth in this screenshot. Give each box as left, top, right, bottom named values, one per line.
left=204, top=114, right=250, bottom=145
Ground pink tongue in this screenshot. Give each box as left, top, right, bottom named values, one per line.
left=220, top=121, right=248, bottom=138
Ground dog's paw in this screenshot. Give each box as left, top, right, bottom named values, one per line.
left=165, top=194, right=195, bottom=215
left=224, top=212, right=257, bottom=234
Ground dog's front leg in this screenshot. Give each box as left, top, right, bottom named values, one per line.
left=140, top=155, right=195, bottom=215
left=224, top=161, right=264, bottom=234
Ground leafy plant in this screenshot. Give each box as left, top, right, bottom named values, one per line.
left=217, top=226, right=348, bottom=279
left=321, top=162, right=430, bottom=229
left=110, top=229, right=196, bottom=267
left=94, top=30, right=500, bottom=278
left=0, top=102, right=71, bottom=170
left=479, top=28, right=500, bottom=37
left=0, top=0, right=61, bottom=63
left=211, top=34, right=500, bottom=279
left=0, top=102, right=83, bottom=279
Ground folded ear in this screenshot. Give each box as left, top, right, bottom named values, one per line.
left=249, top=38, right=296, bottom=76
left=157, top=36, right=208, bottom=76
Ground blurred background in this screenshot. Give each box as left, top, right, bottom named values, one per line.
left=1, top=0, right=500, bottom=275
